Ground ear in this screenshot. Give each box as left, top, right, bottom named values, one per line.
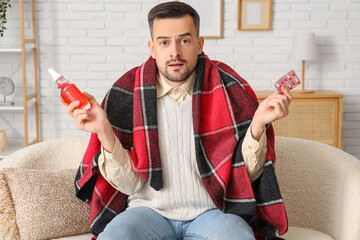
left=197, top=36, right=204, bottom=55
left=148, top=40, right=156, bottom=59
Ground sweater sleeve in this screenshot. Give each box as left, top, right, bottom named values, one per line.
left=98, top=136, right=144, bottom=195
left=242, top=124, right=267, bottom=183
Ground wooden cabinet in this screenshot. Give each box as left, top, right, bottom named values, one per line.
left=255, top=90, right=343, bottom=149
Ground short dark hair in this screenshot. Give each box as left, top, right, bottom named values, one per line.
left=148, top=2, right=200, bottom=39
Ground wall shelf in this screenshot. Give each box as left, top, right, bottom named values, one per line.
left=0, top=48, right=33, bottom=54
left=0, top=0, right=40, bottom=154
left=0, top=101, right=35, bottom=112
left=0, top=48, right=22, bottom=53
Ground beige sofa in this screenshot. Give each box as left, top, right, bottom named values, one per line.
left=0, top=136, right=359, bottom=240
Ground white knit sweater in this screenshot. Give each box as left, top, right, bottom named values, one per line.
left=126, top=95, right=217, bottom=220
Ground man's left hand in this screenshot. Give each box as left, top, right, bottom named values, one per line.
left=251, top=86, right=292, bottom=141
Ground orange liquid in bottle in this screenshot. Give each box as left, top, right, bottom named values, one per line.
left=58, top=82, right=89, bottom=109
left=49, top=68, right=89, bottom=109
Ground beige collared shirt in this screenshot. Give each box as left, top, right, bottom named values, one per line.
left=98, top=71, right=267, bottom=196
left=157, top=71, right=196, bottom=103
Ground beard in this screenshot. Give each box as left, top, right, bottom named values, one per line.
left=158, top=58, right=195, bottom=83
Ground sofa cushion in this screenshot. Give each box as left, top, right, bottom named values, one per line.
left=0, top=168, right=91, bottom=240
left=51, top=233, right=93, bottom=240
left=282, top=226, right=334, bottom=240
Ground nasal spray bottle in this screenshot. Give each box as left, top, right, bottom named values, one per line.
left=48, top=68, right=89, bottom=109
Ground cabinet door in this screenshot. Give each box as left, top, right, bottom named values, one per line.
left=269, top=98, right=341, bottom=148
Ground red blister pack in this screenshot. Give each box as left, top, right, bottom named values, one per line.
left=274, top=70, right=301, bottom=92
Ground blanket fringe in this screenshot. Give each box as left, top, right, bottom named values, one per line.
left=0, top=172, right=20, bottom=240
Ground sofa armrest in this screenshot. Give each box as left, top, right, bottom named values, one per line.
left=275, top=137, right=360, bottom=240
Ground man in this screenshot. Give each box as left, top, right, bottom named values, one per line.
left=65, top=2, right=289, bottom=240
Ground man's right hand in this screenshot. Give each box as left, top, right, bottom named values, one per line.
left=60, top=92, right=116, bottom=152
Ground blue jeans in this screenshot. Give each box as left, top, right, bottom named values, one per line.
left=97, top=207, right=255, bottom=240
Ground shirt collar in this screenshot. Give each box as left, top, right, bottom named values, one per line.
left=156, top=71, right=196, bottom=100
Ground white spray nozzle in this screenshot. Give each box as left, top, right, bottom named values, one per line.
left=48, top=68, right=62, bottom=81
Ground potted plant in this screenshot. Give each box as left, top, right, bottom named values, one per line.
left=0, top=0, right=12, bottom=37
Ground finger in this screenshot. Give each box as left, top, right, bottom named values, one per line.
left=269, top=93, right=289, bottom=109
left=268, top=90, right=290, bottom=107
left=73, top=108, right=88, bottom=118
left=267, top=98, right=288, bottom=118
left=267, top=102, right=286, bottom=119
left=66, top=100, right=80, bottom=117
left=73, top=110, right=90, bottom=129
left=83, top=92, right=100, bottom=108
left=280, top=86, right=293, bottom=102
left=270, top=89, right=291, bottom=107
left=75, top=113, right=89, bottom=129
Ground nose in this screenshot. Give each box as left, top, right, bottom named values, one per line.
left=170, top=43, right=180, bottom=58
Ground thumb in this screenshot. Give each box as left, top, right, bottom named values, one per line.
left=83, top=92, right=100, bottom=107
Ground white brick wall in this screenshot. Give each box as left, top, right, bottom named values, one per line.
left=1, top=0, right=360, bottom=159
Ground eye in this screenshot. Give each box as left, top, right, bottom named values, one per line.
left=181, top=39, right=189, bottom=44
left=160, top=41, right=168, bottom=46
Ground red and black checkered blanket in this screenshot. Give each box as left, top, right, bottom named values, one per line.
left=75, top=53, right=288, bottom=239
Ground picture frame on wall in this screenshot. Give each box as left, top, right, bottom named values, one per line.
left=237, top=0, right=271, bottom=31
left=176, top=0, right=223, bottom=39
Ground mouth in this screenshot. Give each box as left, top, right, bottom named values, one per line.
left=168, top=62, right=184, bottom=67
left=166, top=58, right=187, bottom=70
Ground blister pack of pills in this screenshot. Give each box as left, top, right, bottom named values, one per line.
left=274, top=70, right=301, bottom=92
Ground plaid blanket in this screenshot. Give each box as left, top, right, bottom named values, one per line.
left=75, top=54, right=288, bottom=239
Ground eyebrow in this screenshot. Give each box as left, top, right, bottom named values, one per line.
left=156, top=32, right=192, bottom=41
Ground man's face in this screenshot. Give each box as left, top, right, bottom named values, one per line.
left=148, top=15, right=204, bottom=87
